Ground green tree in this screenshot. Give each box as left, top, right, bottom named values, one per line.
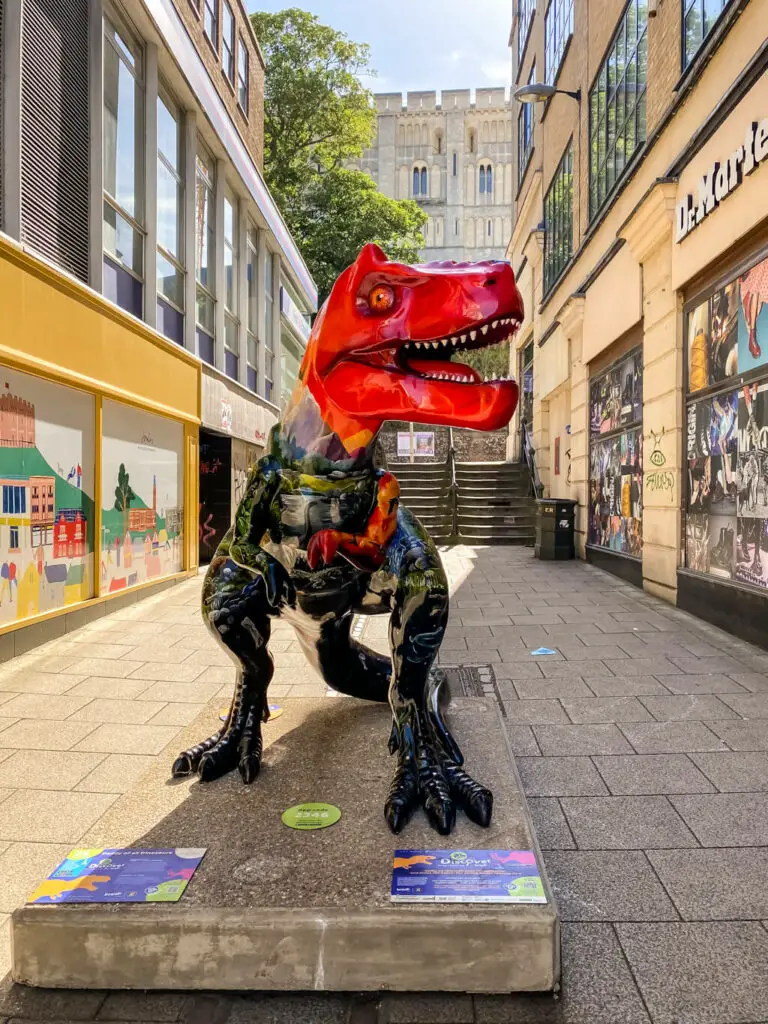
left=250, top=8, right=376, bottom=220
left=251, top=8, right=427, bottom=303
left=113, top=463, right=136, bottom=539
left=292, top=169, right=427, bottom=301
left=460, top=340, right=512, bottom=382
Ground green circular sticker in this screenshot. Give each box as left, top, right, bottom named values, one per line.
left=282, top=802, right=341, bottom=830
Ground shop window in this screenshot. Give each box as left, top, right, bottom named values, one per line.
left=518, top=64, right=535, bottom=185
left=588, top=0, right=648, bottom=221
left=518, top=0, right=535, bottom=64
left=588, top=348, right=644, bottom=558
left=545, top=0, right=574, bottom=85
left=684, top=250, right=768, bottom=590
left=683, top=0, right=729, bottom=70
left=543, top=140, right=573, bottom=295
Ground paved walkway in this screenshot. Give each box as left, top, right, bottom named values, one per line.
left=1, top=546, right=768, bottom=1023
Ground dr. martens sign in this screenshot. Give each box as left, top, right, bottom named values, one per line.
left=675, top=119, right=768, bottom=243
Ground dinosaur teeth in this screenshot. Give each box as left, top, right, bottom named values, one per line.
left=451, top=337, right=458, bottom=345
left=470, top=330, right=477, bottom=341
left=432, top=341, right=440, bottom=349
left=459, top=334, right=467, bottom=344
left=491, top=320, right=499, bottom=329
left=442, top=339, right=449, bottom=347
left=481, top=325, right=489, bottom=336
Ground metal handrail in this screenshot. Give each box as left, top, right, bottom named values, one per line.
left=520, top=419, right=544, bottom=499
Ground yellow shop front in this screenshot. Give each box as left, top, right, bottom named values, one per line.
left=0, top=236, right=201, bottom=655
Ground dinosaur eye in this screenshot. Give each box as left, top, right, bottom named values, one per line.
left=368, top=284, right=395, bottom=314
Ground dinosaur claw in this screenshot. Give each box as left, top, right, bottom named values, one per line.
left=239, top=754, right=261, bottom=784
left=424, top=796, right=455, bottom=836
left=171, top=754, right=193, bottom=777
left=197, top=751, right=231, bottom=783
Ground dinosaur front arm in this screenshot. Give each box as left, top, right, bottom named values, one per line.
left=306, top=472, right=400, bottom=571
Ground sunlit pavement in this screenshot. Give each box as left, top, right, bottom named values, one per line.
left=1, top=545, right=768, bottom=1022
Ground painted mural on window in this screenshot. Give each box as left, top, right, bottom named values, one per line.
left=685, top=253, right=768, bottom=591
left=588, top=349, right=643, bottom=557
left=0, top=367, right=95, bottom=623
left=101, top=400, right=184, bottom=592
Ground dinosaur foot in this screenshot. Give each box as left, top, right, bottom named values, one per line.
left=170, top=704, right=264, bottom=785
left=384, top=708, right=493, bottom=836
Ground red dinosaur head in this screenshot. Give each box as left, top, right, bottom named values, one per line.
left=297, top=244, right=524, bottom=456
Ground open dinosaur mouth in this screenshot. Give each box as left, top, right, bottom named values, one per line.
left=398, top=314, right=520, bottom=385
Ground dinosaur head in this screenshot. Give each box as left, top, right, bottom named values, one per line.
left=298, top=244, right=524, bottom=456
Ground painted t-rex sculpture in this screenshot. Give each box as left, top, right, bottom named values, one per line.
left=172, top=243, right=523, bottom=835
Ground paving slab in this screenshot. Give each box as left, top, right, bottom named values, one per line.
left=591, top=754, right=716, bottom=795
left=669, top=793, right=768, bottom=846
left=560, top=796, right=698, bottom=849
left=527, top=800, right=575, bottom=850
left=689, top=751, right=768, bottom=791
left=617, top=922, right=768, bottom=1024
left=12, top=696, right=559, bottom=993
left=560, top=697, right=652, bottom=724
left=648, top=849, right=768, bottom=920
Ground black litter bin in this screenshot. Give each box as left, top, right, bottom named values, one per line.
left=535, top=498, right=577, bottom=560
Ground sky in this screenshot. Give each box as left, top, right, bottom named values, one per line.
left=247, top=1, right=513, bottom=96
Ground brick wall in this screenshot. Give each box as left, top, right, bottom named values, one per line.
left=173, top=0, right=265, bottom=170
left=646, top=0, right=683, bottom=135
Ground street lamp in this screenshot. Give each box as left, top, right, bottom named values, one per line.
left=513, top=83, right=581, bottom=103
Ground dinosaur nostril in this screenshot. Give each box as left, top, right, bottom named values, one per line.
left=485, top=278, right=497, bottom=287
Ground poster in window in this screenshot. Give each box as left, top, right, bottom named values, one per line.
left=735, top=517, right=768, bottom=588
left=686, top=393, right=738, bottom=516
left=588, top=429, right=642, bottom=556
left=707, top=513, right=736, bottom=579
left=617, top=351, right=643, bottom=426
left=0, top=368, right=95, bottom=625
left=736, top=383, right=768, bottom=519
left=101, top=401, right=184, bottom=594
left=687, top=284, right=739, bottom=393
left=737, top=254, right=768, bottom=376
left=685, top=514, right=710, bottom=574
left=590, top=371, right=620, bottom=435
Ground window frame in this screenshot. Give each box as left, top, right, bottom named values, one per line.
left=518, top=0, right=536, bottom=67
left=223, top=185, right=239, bottom=379
left=156, top=85, right=185, bottom=324
left=221, top=0, right=235, bottom=84
left=681, top=0, right=731, bottom=71
left=544, top=0, right=574, bottom=86
left=543, top=139, right=574, bottom=297
left=203, top=0, right=218, bottom=50
left=264, top=250, right=275, bottom=402
left=246, top=221, right=259, bottom=394
left=237, top=35, right=249, bottom=115
left=102, top=12, right=146, bottom=314
left=588, top=0, right=649, bottom=224
left=518, top=67, right=536, bottom=190
left=194, top=141, right=216, bottom=340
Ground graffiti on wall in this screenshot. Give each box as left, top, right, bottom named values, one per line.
left=0, top=369, right=95, bottom=624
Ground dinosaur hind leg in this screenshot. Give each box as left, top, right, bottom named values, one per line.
left=309, top=608, right=391, bottom=702
left=171, top=564, right=274, bottom=784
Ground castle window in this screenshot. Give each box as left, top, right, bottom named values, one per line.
left=486, top=165, right=493, bottom=193
left=435, top=131, right=443, bottom=155
left=468, top=130, right=476, bottom=154
left=452, top=152, right=457, bottom=176
left=421, top=167, right=427, bottom=195
left=479, top=166, right=486, bottom=194
left=413, top=167, right=420, bottom=195
left=488, top=220, right=492, bottom=236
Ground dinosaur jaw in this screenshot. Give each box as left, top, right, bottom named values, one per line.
left=320, top=312, right=521, bottom=435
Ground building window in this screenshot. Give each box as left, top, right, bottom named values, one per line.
left=468, top=129, right=476, bottom=154
left=157, top=90, right=184, bottom=345
left=195, top=144, right=215, bottom=364
left=223, top=189, right=239, bottom=380
left=588, top=349, right=643, bottom=556
left=479, top=164, right=493, bottom=194
left=246, top=223, right=259, bottom=394
left=684, top=250, right=768, bottom=589
left=237, top=35, right=249, bottom=113
left=452, top=152, right=457, bottom=176
left=520, top=342, right=534, bottom=425
left=487, top=220, right=492, bottom=237
left=543, top=140, right=573, bottom=295
left=102, top=16, right=144, bottom=319
left=479, top=166, right=486, bottom=194
left=518, top=0, right=535, bottom=62
left=221, top=1, right=235, bottom=82
left=2, top=485, right=26, bottom=514
left=412, top=165, right=428, bottom=196
left=9, top=527, right=19, bottom=551
left=265, top=253, right=275, bottom=402
left=454, top=218, right=459, bottom=235
left=683, top=0, right=729, bottom=68
left=204, top=0, right=217, bottom=47
left=588, top=0, right=648, bottom=221
left=545, top=0, right=574, bottom=85
left=434, top=131, right=443, bottom=155
left=518, top=65, right=535, bottom=184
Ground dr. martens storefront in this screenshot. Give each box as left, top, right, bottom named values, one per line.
left=632, top=62, right=768, bottom=646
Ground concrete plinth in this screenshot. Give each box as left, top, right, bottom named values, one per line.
left=11, top=691, right=559, bottom=994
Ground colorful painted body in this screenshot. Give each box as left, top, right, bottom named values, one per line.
left=172, top=244, right=523, bottom=834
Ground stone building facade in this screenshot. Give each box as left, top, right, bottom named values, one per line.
left=360, top=89, right=514, bottom=261
left=507, top=0, right=768, bottom=645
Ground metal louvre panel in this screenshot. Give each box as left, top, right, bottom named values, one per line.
left=20, top=0, right=89, bottom=282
